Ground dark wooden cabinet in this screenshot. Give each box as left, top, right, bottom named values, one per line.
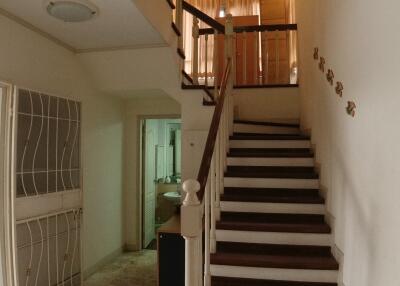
left=158, top=216, right=185, bottom=286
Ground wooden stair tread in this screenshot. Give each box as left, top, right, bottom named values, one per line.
left=211, top=253, right=338, bottom=270
left=211, top=276, right=337, bottom=286
left=216, top=242, right=332, bottom=257
left=224, top=187, right=320, bottom=197
left=225, top=166, right=318, bottom=179
left=221, top=193, right=324, bottom=204
left=217, top=212, right=330, bottom=233
left=230, top=134, right=310, bottom=140
left=229, top=148, right=314, bottom=158
left=234, top=120, right=300, bottom=128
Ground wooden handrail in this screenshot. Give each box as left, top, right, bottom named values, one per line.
left=196, top=58, right=232, bottom=201
left=234, top=23, right=297, bottom=33
left=199, top=24, right=297, bottom=35
left=182, top=1, right=225, bottom=33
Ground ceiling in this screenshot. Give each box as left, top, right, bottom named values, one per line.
left=0, top=0, right=166, bottom=52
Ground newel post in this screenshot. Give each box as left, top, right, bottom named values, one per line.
left=181, top=179, right=202, bottom=286
left=192, top=17, right=200, bottom=84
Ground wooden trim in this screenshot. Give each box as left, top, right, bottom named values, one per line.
left=203, top=87, right=215, bottom=102
left=203, top=99, right=216, bottom=106
left=182, top=1, right=225, bottom=33
left=182, top=70, right=194, bottom=84
left=234, top=24, right=298, bottom=33
left=171, top=22, right=181, bottom=36
left=166, top=0, right=176, bottom=9
left=196, top=58, right=232, bottom=201
left=177, top=48, right=186, bottom=59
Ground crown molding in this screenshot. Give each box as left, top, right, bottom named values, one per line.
left=75, top=43, right=169, bottom=54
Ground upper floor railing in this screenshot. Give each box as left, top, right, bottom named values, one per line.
left=169, top=0, right=299, bottom=95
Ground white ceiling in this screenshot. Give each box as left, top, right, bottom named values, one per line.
left=0, top=0, right=165, bottom=52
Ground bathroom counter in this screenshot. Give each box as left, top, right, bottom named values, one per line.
left=157, top=214, right=181, bottom=234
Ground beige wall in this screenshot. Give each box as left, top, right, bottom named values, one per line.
left=0, top=14, right=124, bottom=273
left=296, top=1, right=400, bottom=285
left=233, top=88, right=300, bottom=122
left=123, top=94, right=180, bottom=250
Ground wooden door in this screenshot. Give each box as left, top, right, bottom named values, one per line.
left=217, top=16, right=259, bottom=85
left=260, top=0, right=291, bottom=83
left=143, top=120, right=157, bottom=248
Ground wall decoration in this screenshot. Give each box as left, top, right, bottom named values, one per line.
left=313, top=48, right=319, bottom=60
left=336, top=82, right=344, bottom=97
left=319, top=57, right=326, bottom=72
left=346, top=101, right=356, bottom=117
left=326, top=69, right=334, bottom=85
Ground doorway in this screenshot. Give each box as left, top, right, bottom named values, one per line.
left=141, top=118, right=182, bottom=250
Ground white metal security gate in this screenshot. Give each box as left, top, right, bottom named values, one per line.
left=12, top=87, right=83, bottom=286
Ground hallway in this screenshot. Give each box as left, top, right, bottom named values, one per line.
left=84, top=251, right=157, bottom=286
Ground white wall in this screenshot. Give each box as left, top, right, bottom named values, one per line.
left=233, top=88, right=300, bottom=122
left=123, top=94, right=180, bottom=250
left=0, top=13, right=124, bottom=274
left=295, top=1, right=400, bottom=285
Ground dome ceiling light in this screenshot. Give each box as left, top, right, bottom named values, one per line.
left=46, top=0, right=98, bottom=22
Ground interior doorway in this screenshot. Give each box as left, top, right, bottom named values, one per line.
left=141, top=118, right=182, bottom=250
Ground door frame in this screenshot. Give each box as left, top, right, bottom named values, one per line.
left=137, top=115, right=180, bottom=250
left=0, top=81, right=18, bottom=286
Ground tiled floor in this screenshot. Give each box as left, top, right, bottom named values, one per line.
left=84, top=251, right=157, bottom=286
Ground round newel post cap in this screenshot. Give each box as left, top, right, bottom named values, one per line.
left=182, top=179, right=201, bottom=206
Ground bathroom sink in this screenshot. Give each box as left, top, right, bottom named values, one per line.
left=163, top=191, right=181, bottom=205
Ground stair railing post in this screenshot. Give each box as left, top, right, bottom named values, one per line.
left=225, top=14, right=235, bottom=138
left=192, top=17, right=200, bottom=84
left=213, top=30, right=219, bottom=99
left=176, top=0, right=184, bottom=53
left=181, top=179, right=202, bottom=286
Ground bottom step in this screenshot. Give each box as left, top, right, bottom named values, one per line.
left=210, top=265, right=338, bottom=283
left=212, top=276, right=337, bottom=286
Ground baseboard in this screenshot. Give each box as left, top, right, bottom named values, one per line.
left=124, top=243, right=140, bottom=252
left=82, top=246, right=124, bottom=280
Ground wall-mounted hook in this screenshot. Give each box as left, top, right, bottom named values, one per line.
left=336, top=82, right=344, bottom=97
left=313, top=48, right=319, bottom=60
left=346, top=101, right=356, bottom=117
left=319, top=57, right=326, bottom=72
left=326, top=69, right=334, bottom=85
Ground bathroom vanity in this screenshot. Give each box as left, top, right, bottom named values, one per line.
left=157, top=215, right=185, bottom=286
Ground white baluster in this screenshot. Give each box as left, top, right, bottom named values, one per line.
left=192, top=17, right=200, bottom=84
left=204, top=175, right=211, bottom=286
left=210, top=153, right=217, bottom=253
left=215, top=130, right=221, bottom=220
left=181, top=180, right=202, bottom=286
left=213, top=30, right=219, bottom=98
left=176, top=0, right=183, bottom=52
left=218, top=121, right=225, bottom=196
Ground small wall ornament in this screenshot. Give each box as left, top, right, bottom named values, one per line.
left=346, top=101, right=356, bottom=117
left=326, top=69, right=334, bottom=85
left=319, top=57, right=326, bottom=72
left=314, top=48, right=319, bottom=60
left=335, top=82, right=344, bottom=97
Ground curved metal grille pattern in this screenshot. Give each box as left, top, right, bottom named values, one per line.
left=16, top=89, right=81, bottom=197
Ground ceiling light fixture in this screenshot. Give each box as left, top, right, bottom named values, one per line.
left=46, top=0, right=98, bottom=22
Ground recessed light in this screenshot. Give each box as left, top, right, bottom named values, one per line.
left=46, top=0, right=98, bottom=22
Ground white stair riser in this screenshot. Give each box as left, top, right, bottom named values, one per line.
left=234, top=124, right=300, bottom=135
left=230, top=140, right=310, bottom=149
left=224, top=177, right=319, bottom=189
left=220, top=201, right=325, bottom=215
left=210, top=265, right=338, bottom=283
left=216, top=230, right=331, bottom=246
left=227, top=157, right=314, bottom=167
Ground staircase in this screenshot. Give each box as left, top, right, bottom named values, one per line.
left=210, top=120, right=339, bottom=285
